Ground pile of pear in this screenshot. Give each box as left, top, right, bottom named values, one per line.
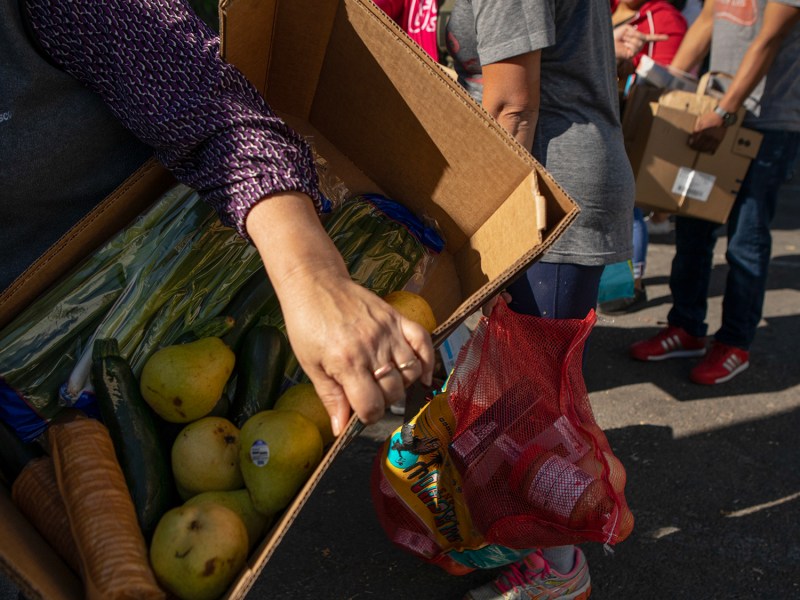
left=139, top=337, right=326, bottom=600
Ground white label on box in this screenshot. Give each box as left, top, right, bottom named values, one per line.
left=671, top=167, right=716, bottom=202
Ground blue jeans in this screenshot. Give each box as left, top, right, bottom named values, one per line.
left=506, top=262, right=604, bottom=321
left=632, top=207, right=648, bottom=279
left=668, top=129, right=800, bottom=350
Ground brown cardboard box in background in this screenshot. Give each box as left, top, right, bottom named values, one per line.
left=0, top=0, right=578, bottom=598
left=622, top=79, right=762, bottom=224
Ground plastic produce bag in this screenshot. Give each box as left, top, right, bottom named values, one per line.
left=0, top=185, right=262, bottom=442
left=371, top=300, right=634, bottom=574
left=324, top=193, right=444, bottom=296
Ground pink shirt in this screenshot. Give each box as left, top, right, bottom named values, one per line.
left=374, top=0, right=439, bottom=60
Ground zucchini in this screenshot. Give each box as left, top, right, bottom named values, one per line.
left=229, top=324, right=288, bottom=428
left=0, top=418, right=43, bottom=485
left=221, top=273, right=277, bottom=353
left=91, top=339, right=174, bottom=539
left=206, top=391, right=232, bottom=419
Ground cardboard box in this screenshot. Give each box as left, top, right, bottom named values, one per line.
left=217, top=0, right=580, bottom=343
left=622, top=78, right=762, bottom=224
left=0, top=0, right=578, bottom=598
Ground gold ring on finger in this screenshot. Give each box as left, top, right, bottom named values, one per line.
left=373, top=363, right=395, bottom=380
left=396, top=358, right=418, bottom=370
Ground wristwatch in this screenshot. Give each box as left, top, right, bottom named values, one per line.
left=713, top=105, right=738, bottom=127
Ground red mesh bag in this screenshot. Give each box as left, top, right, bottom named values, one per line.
left=447, top=300, right=634, bottom=549
left=370, top=300, right=633, bottom=573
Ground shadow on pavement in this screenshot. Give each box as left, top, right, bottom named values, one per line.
left=584, top=411, right=800, bottom=599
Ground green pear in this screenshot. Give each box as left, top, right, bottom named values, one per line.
left=273, top=383, right=335, bottom=446
left=171, top=417, right=244, bottom=497
left=140, top=337, right=235, bottom=423
left=239, top=410, right=323, bottom=516
left=150, top=503, right=248, bottom=600
left=185, top=489, right=273, bottom=551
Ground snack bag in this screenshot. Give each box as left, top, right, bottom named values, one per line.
left=370, top=390, right=533, bottom=574
left=371, top=300, right=634, bottom=573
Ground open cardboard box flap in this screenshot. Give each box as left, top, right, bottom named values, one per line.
left=219, top=0, right=578, bottom=343
left=0, top=0, right=577, bottom=598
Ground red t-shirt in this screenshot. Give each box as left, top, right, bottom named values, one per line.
left=373, top=0, right=439, bottom=60
left=627, top=1, right=688, bottom=68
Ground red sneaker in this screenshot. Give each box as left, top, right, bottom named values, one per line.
left=630, top=326, right=706, bottom=361
left=690, top=342, right=749, bottom=385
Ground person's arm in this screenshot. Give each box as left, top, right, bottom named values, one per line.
left=246, top=194, right=434, bottom=435
left=481, top=52, right=542, bottom=151
left=25, top=0, right=323, bottom=236
left=689, top=2, right=800, bottom=154
left=25, top=0, right=435, bottom=432
left=669, top=0, right=715, bottom=73
left=476, top=51, right=540, bottom=316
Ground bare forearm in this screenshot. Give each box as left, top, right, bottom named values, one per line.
left=686, top=3, right=800, bottom=154
left=245, top=193, right=350, bottom=297
left=244, top=192, right=436, bottom=433
left=718, top=37, right=782, bottom=113
left=670, top=2, right=714, bottom=73
left=481, top=52, right=541, bottom=151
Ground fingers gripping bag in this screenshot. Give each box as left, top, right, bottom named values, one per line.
left=371, top=300, right=634, bottom=574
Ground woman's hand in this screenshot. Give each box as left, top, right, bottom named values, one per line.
left=246, top=192, right=435, bottom=436
left=278, top=268, right=434, bottom=435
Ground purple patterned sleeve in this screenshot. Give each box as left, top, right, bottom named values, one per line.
left=25, top=0, right=323, bottom=238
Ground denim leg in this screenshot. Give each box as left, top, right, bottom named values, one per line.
left=667, top=215, right=720, bottom=338
left=715, top=130, right=800, bottom=349
left=506, top=262, right=604, bottom=320
left=632, top=207, right=648, bottom=279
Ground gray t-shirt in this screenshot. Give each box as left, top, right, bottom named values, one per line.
left=710, top=0, right=800, bottom=131
left=447, top=0, right=634, bottom=266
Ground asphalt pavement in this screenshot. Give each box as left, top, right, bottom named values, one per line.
left=2, top=178, right=798, bottom=600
